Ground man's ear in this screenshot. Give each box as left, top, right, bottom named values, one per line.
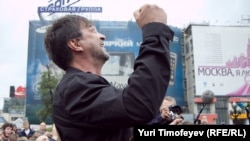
left=67, top=38, right=83, bottom=51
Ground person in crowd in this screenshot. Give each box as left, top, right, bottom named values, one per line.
left=149, top=96, right=183, bottom=125
left=18, top=121, right=35, bottom=139
left=200, top=115, right=208, bottom=125
left=44, top=3, right=173, bottom=141
left=1, top=122, right=14, bottom=141
left=9, top=133, right=18, bottom=141
left=36, top=122, right=47, bottom=136
left=13, top=124, right=19, bottom=135
left=35, top=135, right=49, bottom=141
left=35, top=122, right=53, bottom=140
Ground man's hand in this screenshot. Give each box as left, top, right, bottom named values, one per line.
left=133, top=4, right=167, bottom=28
left=160, top=107, right=172, bottom=120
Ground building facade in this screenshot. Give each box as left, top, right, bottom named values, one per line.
left=183, top=23, right=250, bottom=124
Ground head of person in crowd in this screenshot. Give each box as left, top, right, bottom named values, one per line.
left=22, top=121, right=30, bottom=130
left=200, top=116, right=208, bottom=125
left=161, top=96, right=181, bottom=121
left=35, top=135, right=49, bottom=141
left=162, top=96, right=183, bottom=125
left=160, top=96, right=177, bottom=111
left=38, top=122, right=47, bottom=135
left=1, top=122, right=14, bottom=140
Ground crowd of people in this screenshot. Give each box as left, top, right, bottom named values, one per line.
left=0, top=94, right=206, bottom=141
left=0, top=121, right=58, bottom=141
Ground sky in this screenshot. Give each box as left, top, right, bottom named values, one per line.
left=0, top=0, right=249, bottom=109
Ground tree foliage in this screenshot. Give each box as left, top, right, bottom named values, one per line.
left=37, top=64, right=63, bottom=122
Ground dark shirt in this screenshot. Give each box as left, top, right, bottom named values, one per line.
left=149, top=112, right=166, bottom=125
left=52, top=22, right=174, bottom=141
left=148, top=112, right=173, bottom=125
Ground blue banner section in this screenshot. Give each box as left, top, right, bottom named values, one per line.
left=26, top=20, right=185, bottom=123
left=166, top=27, right=184, bottom=106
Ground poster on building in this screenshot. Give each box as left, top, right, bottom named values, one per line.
left=192, top=26, right=250, bottom=96
left=26, top=0, right=185, bottom=123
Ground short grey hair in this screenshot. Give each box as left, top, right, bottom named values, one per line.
left=163, top=96, right=176, bottom=106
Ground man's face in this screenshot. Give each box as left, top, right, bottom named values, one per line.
left=79, top=24, right=109, bottom=65
left=161, top=100, right=175, bottom=111
left=4, top=127, right=13, bottom=137
left=40, top=124, right=46, bottom=130
left=160, top=100, right=175, bottom=120
left=23, top=122, right=29, bottom=129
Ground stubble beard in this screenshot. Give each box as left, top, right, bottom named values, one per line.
left=92, top=47, right=110, bottom=65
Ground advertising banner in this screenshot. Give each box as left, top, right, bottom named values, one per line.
left=192, top=26, right=250, bottom=96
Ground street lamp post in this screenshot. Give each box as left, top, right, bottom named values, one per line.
left=230, top=102, right=242, bottom=125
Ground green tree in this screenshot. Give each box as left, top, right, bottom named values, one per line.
left=37, top=64, right=63, bottom=122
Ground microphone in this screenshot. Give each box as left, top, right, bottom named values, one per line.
left=194, top=90, right=215, bottom=124
left=202, top=90, right=215, bottom=104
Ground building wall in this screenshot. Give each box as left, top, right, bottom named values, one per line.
left=183, top=28, right=196, bottom=113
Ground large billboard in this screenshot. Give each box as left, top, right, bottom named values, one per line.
left=26, top=20, right=184, bottom=123
left=192, top=25, right=250, bottom=96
